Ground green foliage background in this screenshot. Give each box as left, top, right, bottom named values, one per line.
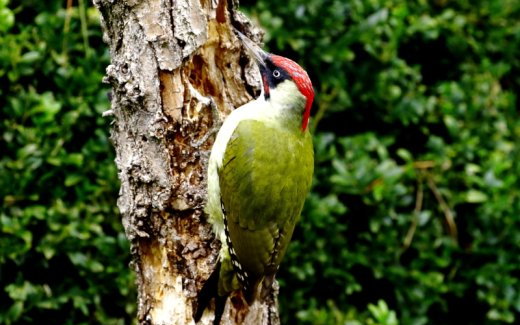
left=1, top=0, right=519, bottom=324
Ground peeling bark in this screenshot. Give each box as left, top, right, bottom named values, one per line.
left=94, top=0, right=278, bottom=324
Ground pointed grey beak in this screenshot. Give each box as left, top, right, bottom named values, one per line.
left=235, top=30, right=268, bottom=67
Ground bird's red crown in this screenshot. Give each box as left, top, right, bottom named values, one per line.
left=270, top=55, right=314, bottom=131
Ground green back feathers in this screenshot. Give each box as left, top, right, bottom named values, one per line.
left=218, top=118, right=313, bottom=300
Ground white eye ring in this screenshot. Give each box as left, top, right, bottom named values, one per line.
left=273, top=70, right=281, bottom=78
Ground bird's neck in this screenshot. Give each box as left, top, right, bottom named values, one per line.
left=252, top=81, right=308, bottom=132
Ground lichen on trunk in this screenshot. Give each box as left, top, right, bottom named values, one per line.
left=94, top=0, right=279, bottom=324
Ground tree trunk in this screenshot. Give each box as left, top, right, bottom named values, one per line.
left=93, top=0, right=279, bottom=324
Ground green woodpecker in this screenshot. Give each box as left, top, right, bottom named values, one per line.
left=195, top=32, right=314, bottom=323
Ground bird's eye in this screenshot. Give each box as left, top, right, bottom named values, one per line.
left=273, top=70, right=281, bottom=78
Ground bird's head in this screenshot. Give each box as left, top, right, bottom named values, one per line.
left=237, top=32, right=314, bottom=131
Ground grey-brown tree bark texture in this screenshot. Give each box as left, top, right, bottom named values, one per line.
left=94, top=0, right=280, bottom=324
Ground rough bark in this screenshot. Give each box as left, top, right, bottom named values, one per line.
left=93, top=0, right=279, bottom=324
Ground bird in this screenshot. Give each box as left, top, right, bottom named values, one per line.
left=195, top=30, right=314, bottom=324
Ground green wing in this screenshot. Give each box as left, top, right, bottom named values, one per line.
left=218, top=119, right=313, bottom=291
